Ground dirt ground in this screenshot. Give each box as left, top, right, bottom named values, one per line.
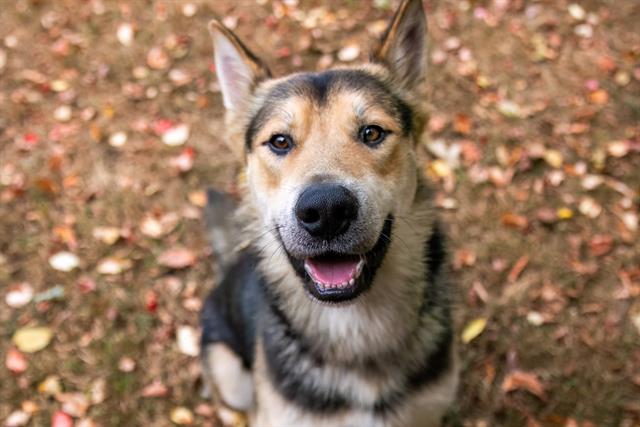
left=1, top=0, right=639, bottom=426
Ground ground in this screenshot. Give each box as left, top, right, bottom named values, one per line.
left=1, top=0, right=639, bottom=426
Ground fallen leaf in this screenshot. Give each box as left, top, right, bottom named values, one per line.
left=49, top=251, right=80, bottom=272
left=508, top=255, right=530, bottom=282
left=147, top=46, right=170, bottom=70
left=501, top=212, right=529, bottom=231
left=58, top=392, right=90, bottom=417
left=543, top=149, right=563, bottom=168
left=6, top=348, right=28, bottom=374
left=96, top=257, right=132, bottom=275
left=589, top=89, right=608, bottom=105
left=578, top=197, right=602, bottom=219
left=461, top=317, right=487, bottom=344
left=51, top=411, right=73, bottom=427
left=557, top=207, right=573, bottom=220
left=5, top=410, right=30, bottom=427
left=337, top=44, right=360, bottom=62
left=176, top=325, right=199, bottom=356
left=158, top=247, right=196, bottom=269
left=170, top=407, right=194, bottom=425
left=588, top=234, right=614, bottom=257
left=92, top=226, right=120, bottom=245
left=141, top=380, right=169, bottom=398
left=501, top=370, right=546, bottom=399
left=108, top=131, right=127, bottom=148
left=89, top=378, right=107, bottom=405
left=12, top=326, right=53, bottom=353
left=453, top=113, right=472, bottom=135
left=170, top=147, right=195, bottom=172
left=162, top=124, right=190, bottom=146
left=117, top=23, right=134, bottom=46
left=39, top=376, right=63, bottom=396
left=118, top=356, right=136, bottom=372
left=5, top=282, right=34, bottom=308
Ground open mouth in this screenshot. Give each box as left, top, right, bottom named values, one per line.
left=304, top=254, right=364, bottom=292
left=280, top=215, right=394, bottom=303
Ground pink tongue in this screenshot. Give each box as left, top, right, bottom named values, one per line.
left=305, top=257, right=359, bottom=285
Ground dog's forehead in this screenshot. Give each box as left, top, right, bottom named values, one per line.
left=245, top=69, right=412, bottom=150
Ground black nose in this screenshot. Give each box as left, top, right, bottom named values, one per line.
left=295, top=184, right=359, bottom=240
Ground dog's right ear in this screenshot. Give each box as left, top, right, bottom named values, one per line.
left=208, top=19, right=271, bottom=112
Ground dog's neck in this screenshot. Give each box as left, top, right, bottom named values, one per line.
left=247, top=179, right=440, bottom=363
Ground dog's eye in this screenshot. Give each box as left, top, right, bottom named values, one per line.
left=359, top=125, right=387, bottom=147
left=266, top=134, right=294, bottom=155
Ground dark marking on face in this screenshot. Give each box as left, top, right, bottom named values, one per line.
left=244, top=69, right=413, bottom=152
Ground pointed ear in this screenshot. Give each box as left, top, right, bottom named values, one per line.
left=371, top=0, right=428, bottom=91
left=208, top=19, right=271, bottom=112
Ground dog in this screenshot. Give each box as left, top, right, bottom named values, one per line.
left=200, top=0, right=458, bottom=425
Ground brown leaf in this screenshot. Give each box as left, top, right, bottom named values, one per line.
left=141, top=380, right=169, bottom=398
left=453, top=113, right=472, bottom=135
left=588, top=234, right=614, bottom=257
left=501, top=370, right=546, bottom=399
left=508, top=255, right=530, bottom=282
left=501, top=212, right=529, bottom=231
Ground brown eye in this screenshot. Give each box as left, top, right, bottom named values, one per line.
left=267, top=134, right=294, bottom=155
left=360, top=125, right=387, bottom=146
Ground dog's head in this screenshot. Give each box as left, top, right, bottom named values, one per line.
left=209, top=0, right=428, bottom=303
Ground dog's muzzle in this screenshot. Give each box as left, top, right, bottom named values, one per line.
left=278, top=183, right=393, bottom=303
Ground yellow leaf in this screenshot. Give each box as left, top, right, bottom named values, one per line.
left=12, top=326, right=53, bottom=353
left=557, top=207, right=574, bottom=220
left=170, top=407, right=194, bottom=425
left=461, top=317, right=487, bottom=344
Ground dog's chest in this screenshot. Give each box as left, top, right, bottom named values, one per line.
left=251, top=337, right=457, bottom=427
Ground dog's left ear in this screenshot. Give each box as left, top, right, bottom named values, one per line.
left=372, top=0, right=428, bottom=91
left=208, top=19, right=271, bottom=112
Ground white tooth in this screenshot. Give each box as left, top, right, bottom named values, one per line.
left=349, top=278, right=355, bottom=286
left=356, top=260, right=364, bottom=276
left=304, top=263, right=314, bottom=277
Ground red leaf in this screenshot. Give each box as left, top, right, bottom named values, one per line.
left=51, top=411, right=73, bottom=427
left=508, top=255, right=530, bottom=282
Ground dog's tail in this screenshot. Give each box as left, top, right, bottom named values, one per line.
left=203, top=188, right=240, bottom=281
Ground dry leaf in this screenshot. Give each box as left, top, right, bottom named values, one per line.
left=5, top=282, right=34, bottom=308
left=158, top=247, right=196, bottom=269
left=170, top=407, right=194, bottom=425
left=97, top=257, right=132, bottom=275
left=5, top=410, right=30, bottom=427
left=51, top=411, right=73, bottom=427
left=589, top=234, right=614, bottom=257
left=176, top=326, right=199, bottom=356
left=12, top=326, right=53, bottom=353
left=141, top=380, right=169, bottom=398
left=501, top=212, right=529, bottom=231
left=6, top=347, right=28, bottom=374
left=49, top=251, right=80, bottom=272
left=502, top=370, right=546, bottom=399
left=461, top=318, right=487, bottom=344
left=508, top=255, right=530, bottom=282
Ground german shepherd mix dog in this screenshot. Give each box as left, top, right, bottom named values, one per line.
left=201, top=0, right=458, bottom=425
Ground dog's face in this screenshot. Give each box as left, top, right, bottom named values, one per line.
left=210, top=0, right=428, bottom=303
